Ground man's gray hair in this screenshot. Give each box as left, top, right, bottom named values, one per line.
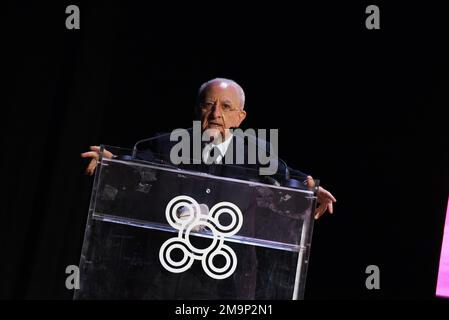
left=198, top=78, right=245, bottom=110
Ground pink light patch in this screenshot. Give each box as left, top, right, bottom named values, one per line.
left=436, top=196, right=449, bottom=298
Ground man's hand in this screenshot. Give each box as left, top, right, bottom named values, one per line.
left=306, top=176, right=337, bottom=219
left=80, top=146, right=114, bottom=176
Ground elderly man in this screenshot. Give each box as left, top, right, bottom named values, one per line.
left=82, top=78, right=336, bottom=219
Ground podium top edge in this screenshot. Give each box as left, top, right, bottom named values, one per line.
left=103, top=158, right=315, bottom=195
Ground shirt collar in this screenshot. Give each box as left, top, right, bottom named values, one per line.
left=204, top=133, right=234, bottom=156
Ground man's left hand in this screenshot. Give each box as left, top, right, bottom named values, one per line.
left=306, top=176, right=337, bottom=219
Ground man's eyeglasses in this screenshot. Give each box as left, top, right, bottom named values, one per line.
left=199, top=102, right=241, bottom=113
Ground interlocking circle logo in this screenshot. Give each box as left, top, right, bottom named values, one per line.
left=159, top=195, right=243, bottom=280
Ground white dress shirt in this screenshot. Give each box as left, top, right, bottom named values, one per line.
left=202, top=134, right=233, bottom=164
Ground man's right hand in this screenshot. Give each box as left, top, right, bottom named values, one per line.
left=81, top=146, right=114, bottom=176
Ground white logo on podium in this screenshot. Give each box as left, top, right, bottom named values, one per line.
left=159, top=195, right=243, bottom=280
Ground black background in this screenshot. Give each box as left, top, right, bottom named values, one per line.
left=2, top=1, right=448, bottom=299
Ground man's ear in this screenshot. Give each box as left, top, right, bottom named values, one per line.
left=237, top=110, right=247, bottom=125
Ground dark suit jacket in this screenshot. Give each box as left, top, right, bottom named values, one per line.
left=132, top=128, right=310, bottom=189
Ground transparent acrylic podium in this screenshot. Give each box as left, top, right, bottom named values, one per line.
left=75, top=146, right=317, bottom=300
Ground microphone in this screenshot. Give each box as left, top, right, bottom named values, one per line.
left=110, top=133, right=174, bottom=162
left=132, top=132, right=173, bottom=158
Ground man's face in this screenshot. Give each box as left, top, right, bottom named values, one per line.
left=198, top=82, right=246, bottom=142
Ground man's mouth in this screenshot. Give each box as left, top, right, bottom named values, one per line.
left=207, top=122, right=222, bottom=128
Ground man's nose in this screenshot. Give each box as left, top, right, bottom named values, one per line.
left=211, top=104, right=223, bottom=118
